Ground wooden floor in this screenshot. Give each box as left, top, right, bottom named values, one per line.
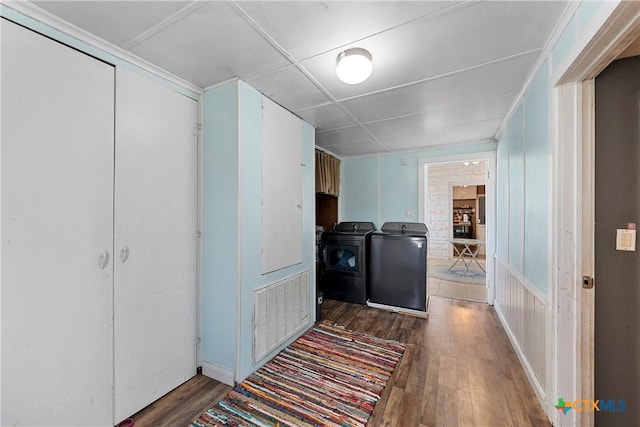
left=130, top=296, right=550, bottom=426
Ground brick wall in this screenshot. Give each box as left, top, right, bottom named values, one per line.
left=426, top=161, right=487, bottom=259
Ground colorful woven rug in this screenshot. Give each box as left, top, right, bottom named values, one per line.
left=191, top=322, right=405, bottom=427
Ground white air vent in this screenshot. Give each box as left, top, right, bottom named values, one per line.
left=254, top=270, right=309, bottom=363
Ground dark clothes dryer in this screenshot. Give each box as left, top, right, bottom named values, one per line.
left=318, top=221, right=376, bottom=304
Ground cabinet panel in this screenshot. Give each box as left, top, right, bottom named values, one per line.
left=114, top=67, right=198, bottom=422
left=262, top=97, right=303, bottom=274
left=1, top=19, right=115, bottom=426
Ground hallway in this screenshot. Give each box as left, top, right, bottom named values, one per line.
left=132, top=296, right=549, bottom=426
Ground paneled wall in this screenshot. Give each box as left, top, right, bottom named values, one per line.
left=342, top=142, right=496, bottom=228
left=202, top=80, right=316, bottom=384
left=493, top=1, right=618, bottom=420
left=494, top=259, right=547, bottom=401
left=495, top=60, right=552, bottom=415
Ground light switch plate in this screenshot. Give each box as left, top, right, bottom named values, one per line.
left=616, top=229, right=636, bottom=251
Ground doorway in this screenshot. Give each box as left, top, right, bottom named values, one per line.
left=418, top=155, right=495, bottom=304
left=551, top=4, right=639, bottom=426
left=593, top=55, right=640, bottom=426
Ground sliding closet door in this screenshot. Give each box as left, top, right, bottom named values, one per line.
left=1, top=19, right=115, bottom=426
left=113, top=67, right=198, bottom=422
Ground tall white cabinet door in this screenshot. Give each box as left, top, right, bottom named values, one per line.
left=262, top=97, right=303, bottom=274
left=1, top=19, right=115, bottom=426
left=113, top=67, right=198, bottom=422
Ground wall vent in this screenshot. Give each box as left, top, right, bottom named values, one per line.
left=253, top=270, right=309, bottom=363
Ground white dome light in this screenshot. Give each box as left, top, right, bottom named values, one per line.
left=336, top=48, right=373, bottom=85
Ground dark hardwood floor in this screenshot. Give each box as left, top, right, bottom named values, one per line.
left=129, top=296, right=550, bottom=427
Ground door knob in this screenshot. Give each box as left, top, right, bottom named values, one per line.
left=120, top=245, right=130, bottom=263
left=98, top=251, right=110, bottom=270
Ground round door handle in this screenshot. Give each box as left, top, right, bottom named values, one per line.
left=120, top=245, right=130, bottom=263
left=98, top=251, right=110, bottom=270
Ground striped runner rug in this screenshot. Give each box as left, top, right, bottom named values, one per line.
left=191, top=322, right=405, bottom=427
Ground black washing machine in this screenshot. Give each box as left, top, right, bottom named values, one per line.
left=368, top=222, right=429, bottom=313
left=318, top=221, right=376, bottom=304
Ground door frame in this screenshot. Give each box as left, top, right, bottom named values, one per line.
left=418, top=151, right=496, bottom=304
left=551, top=2, right=639, bottom=426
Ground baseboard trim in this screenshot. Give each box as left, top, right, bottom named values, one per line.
left=494, top=302, right=546, bottom=405
left=202, top=361, right=234, bottom=386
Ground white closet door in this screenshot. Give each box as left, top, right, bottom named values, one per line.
left=262, top=97, right=303, bottom=274
left=1, top=19, right=115, bottom=426
left=113, top=67, right=198, bottom=422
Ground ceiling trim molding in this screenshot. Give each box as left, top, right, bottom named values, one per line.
left=335, top=138, right=497, bottom=159
left=1, top=1, right=203, bottom=95
left=494, top=0, right=580, bottom=141
left=203, top=77, right=241, bottom=92
left=314, top=145, right=342, bottom=159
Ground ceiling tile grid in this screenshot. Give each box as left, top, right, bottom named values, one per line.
left=28, top=0, right=570, bottom=156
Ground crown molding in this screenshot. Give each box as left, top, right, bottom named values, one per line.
left=1, top=1, right=203, bottom=96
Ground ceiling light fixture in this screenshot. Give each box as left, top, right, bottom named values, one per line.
left=336, top=48, right=373, bottom=84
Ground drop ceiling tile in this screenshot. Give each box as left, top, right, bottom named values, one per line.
left=128, top=2, right=290, bottom=88
left=246, top=65, right=330, bottom=112
left=294, top=104, right=358, bottom=130
left=316, top=125, right=372, bottom=147
left=363, top=95, right=515, bottom=139
left=340, top=51, right=538, bottom=123
left=299, top=1, right=566, bottom=100
left=33, top=1, right=190, bottom=47
left=377, top=119, right=501, bottom=150
left=237, top=1, right=464, bottom=60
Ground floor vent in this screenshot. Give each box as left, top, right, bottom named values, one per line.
left=254, top=270, right=309, bottom=363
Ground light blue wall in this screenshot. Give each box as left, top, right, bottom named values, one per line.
left=380, top=153, right=419, bottom=225
left=495, top=0, right=612, bottom=294
left=507, top=104, right=524, bottom=273
left=202, top=80, right=315, bottom=383
left=342, top=142, right=496, bottom=227
left=551, top=1, right=611, bottom=74
left=236, top=81, right=264, bottom=381
left=342, top=156, right=378, bottom=224
left=496, top=132, right=510, bottom=260
left=523, top=63, right=550, bottom=291
left=499, top=72, right=550, bottom=293
left=202, top=83, right=239, bottom=372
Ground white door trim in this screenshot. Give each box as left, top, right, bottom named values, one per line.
left=551, top=2, right=639, bottom=426
left=418, top=151, right=496, bottom=304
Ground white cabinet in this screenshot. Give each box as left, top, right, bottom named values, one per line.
left=202, top=80, right=314, bottom=384
left=1, top=19, right=197, bottom=426
left=262, top=96, right=304, bottom=274
left=2, top=19, right=115, bottom=426
left=113, top=68, right=198, bottom=422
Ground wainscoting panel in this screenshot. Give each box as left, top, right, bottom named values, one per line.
left=253, top=271, right=309, bottom=363
left=494, top=258, right=548, bottom=404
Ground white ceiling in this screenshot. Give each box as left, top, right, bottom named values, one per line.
left=29, top=0, right=569, bottom=157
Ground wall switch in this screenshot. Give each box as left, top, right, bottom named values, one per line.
left=616, top=229, right=636, bottom=251
left=407, top=209, right=415, bottom=218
